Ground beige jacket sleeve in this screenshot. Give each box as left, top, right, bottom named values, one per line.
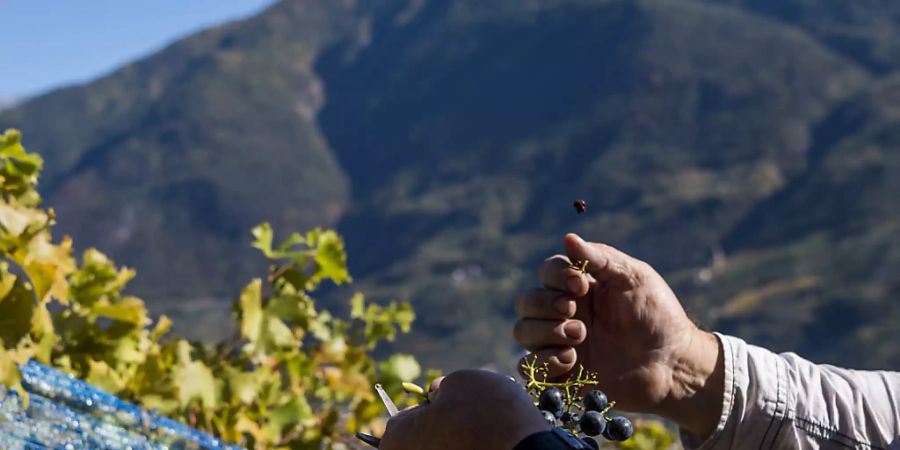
left=680, top=333, right=900, bottom=450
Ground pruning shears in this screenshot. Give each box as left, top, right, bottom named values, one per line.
left=354, top=383, right=398, bottom=448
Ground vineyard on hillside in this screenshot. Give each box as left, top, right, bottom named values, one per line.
left=0, top=128, right=426, bottom=449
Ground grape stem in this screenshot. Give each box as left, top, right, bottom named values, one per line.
left=521, top=356, right=599, bottom=409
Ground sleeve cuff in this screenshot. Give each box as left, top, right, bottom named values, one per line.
left=679, top=332, right=736, bottom=450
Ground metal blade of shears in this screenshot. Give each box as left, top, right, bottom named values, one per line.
left=374, top=383, right=399, bottom=417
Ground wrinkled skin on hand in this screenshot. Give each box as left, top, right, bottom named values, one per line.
left=513, top=233, right=722, bottom=437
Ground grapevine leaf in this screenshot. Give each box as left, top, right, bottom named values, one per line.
left=0, top=282, right=35, bottom=345
left=150, top=315, right=172, bottom=341
left=176, top=354, right=218, bottom=408
left=112, top=331, right=146, bottom=364
left=0, top=203, right=33, bottom=236
left=24, top=235, right=74, bottom=303
left=0, top=129, right=23, bottom=154
left=276, top=232, right=306, bottom=253
left=90, top=296, right=147, bottom=326
left=266, top=292, right=315, bottom=323
left=265, top=313, right=296, bottom=349
left=251, top=223, right=275, bottom=257
left=0, top=266, right=17, bottom=299
left=307, top=228, right=351, bottom=286
left=267, top=396, right=313, bottom=437
left=30, top=302, right=56, bottom=362
left=240, top=279, right=263, bottom=345
left=308, top=310, right=333, bottom=342
left=178, top=360, right=218, bottom=407
left=0, top=343, right=27, bottom=406
left=224, top=366, right=262, bottom=405
left=139, top=394, right=180, bottom=415
left=350, top=293, right=365, bottom=319
left=86, top=359, right=126, bottom=394
left=379, top=354, right=421, bottom=382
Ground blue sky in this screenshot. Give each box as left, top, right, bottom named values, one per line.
left=0, top=0, right=277, bottom=100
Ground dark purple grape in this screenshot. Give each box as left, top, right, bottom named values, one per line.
left=579, top=411, right=606, bottom=437
left=582, top=390, right=608, bottom=413
left=601, top=426, right=613, bottom=441
left=561, top=412, right=581, bottom=425
left=538, top=387, right=566, bottom=418
left=581, top=437, right=600, bottom=450
left=606, top=416, right=634, bottom=441
left=574, top=199, right=587, bottom=213
left=539, top=409, right=558, bottom=427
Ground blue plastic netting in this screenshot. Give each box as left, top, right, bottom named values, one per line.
left=0, top=360, right=243, bottom=450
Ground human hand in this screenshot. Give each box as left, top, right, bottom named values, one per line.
left=513, top=233, right=723, bottom=438
left=379, top=370, right=549, bottom=450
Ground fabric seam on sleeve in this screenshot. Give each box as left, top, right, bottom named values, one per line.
left=769, top=355, right=790, bottom=450
left=792, top=416, right=883, bottom=450
left=759, top=353, right=782, bottom=449
left=704, top=332, right=737, bottom=449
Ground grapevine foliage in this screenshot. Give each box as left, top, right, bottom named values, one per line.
left=0, top=129, right=428, bottom=449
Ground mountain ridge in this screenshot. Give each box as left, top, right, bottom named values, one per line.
left=3, top=0, right=900, bottom=371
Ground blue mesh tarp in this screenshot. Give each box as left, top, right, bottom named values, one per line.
left=0, top=360, right=243, bottom=450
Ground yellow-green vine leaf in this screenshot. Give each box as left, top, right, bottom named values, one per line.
left=0, top=282, right=35, bottom=345
left=307, top=228, right=351, bottom=286
left=30, top=302, right=56, bottom=363
left=90, top=296, right=148, bottom=326
left=0, top=344, right=27, bottom=407
left=240, top=279, right=263, bottom=346
left=251, top=223, right=275, bottom=258
left=266, top=396, right=314, bottom=439
left=350, top=293, right=365, bottom=319
left=380, top=354, right=421, bottom=383
left=86, top=359, right=126, bottom=394
left=150, top=315, right=172, bottom=342
left=175, top=342, right=218, bottom=408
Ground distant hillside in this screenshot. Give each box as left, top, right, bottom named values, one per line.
left=703, top=0, right=900, bottom=74
left=678, top=76, right=900, bottom=369
left=0, top=98, right=16, bottom=112
left=3, top=0, right=899, bottom=371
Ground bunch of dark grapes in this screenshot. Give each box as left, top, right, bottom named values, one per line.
left=538, top=387, right=634, bottom=448
left=521, top=357, right=633, bottom=448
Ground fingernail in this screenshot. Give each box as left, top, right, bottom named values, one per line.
left=564, top=321, right=582, bottom=339
left=558, top=348, right=576, bottom=364
left=553, top=297, right=572, bottom=315
left=567, top=276, right=581, bottom=294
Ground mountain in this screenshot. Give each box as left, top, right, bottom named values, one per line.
left=675, top=75, right=900, bottom=369
left=0, top=98, right=16, bottom=112
left=2, top=0, right=899, bottom=371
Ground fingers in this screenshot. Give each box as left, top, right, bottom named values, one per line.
left=513, top=318, right=586, bottom=350
left=515, top=288, right=576, bottom=319
left=380, top=403, right=428, bottom=450
left=431, top=369, right=511, bottom=402
left=563, top=233, right=641, bottom=287
left=429, top=376, right=444, bottom=393
left=538, top=255, right=590, bottom=296
left=519, top=348, right=577, bottom=379
left=427, top=376, right=445, bottom=402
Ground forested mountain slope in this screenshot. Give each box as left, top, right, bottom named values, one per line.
left=2, top=0, right=898, bottom=370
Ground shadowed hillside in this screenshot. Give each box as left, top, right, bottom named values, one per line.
left=2, top=0, right=899, bottom=371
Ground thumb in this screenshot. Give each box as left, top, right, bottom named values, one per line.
left=563, top=233, right=638, bottom=287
